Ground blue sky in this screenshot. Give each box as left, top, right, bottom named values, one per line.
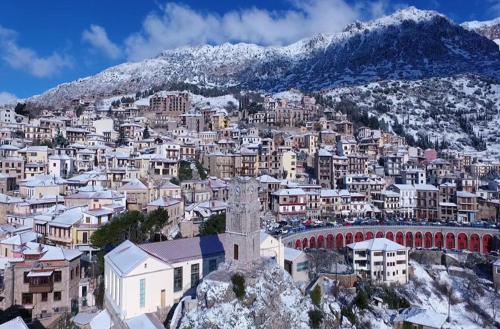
left=0, top=0, right=498, bottom=101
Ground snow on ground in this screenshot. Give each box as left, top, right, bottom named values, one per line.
left=180, top=259, right=311, bottom=329
left=273, top=89, right=304, bottom=102
left=190, top=93, right=239, bottom=109
left=402, top=261, right=498, bottom=329
left=325, top=75, right=500, bottom=156
left=94, top=93, right=135, bottom=111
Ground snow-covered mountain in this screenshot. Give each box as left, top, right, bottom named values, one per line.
left=462, top=17, right=500, bottom=47
left=324, top=74, right=500, bottom=155
left=30, top=7, right=499, bottom=107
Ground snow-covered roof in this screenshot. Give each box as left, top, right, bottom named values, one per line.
left=317, top=148, right=333, bottom=157
left=23, top=174, right=66, bottom=187
left=414, top=184, right=438, bottom=191
left=67, top=170, right=106, bottom=184
left=0, top=193, right=23, bottom=203
left=105, top=240, right=151, bottom=276
left=159, top=181, right=180, bottom=189
left=0, top=316, right=29, bottom=329
left=284, top=247, right=304, bottom=261
left=50, top=207, right=84, bottom=228
left=320, top=189, right=350, bottom=197
left=258, top=174, right=282, bottom=184
left=391, top=184, right=416, bottom=191
left=347, top=238, right=407, bottom=252
left=272, top=188, right=305, bottom=196
left=393, top=307, right=447, bottom=328
left=439, top=202, right=457, bottom=207
left=1, top=231, right=40, bottom=245
left=148, top=196, right=182, bottom=207
left=89, top=310, right=113, bottom=329
left=72, top=312, right=98, bottom=327
left=15, top=242, right=82, bottom=261
left=456, top=191, right=477, bottom=198
left=119, top=178, right=148, bottom=190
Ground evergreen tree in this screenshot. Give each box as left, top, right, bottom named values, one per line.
left=116, top=127, right=126, bottom=146
left=199, top=214, right=226, bottom=235
left=143, top=125, right=151, bottom=139
left=14, top=103, right=29, bottom=116
left=54, top=128, right=69, bottom=147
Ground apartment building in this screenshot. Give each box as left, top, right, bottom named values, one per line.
left=0, top=242, right=81, bottom=321
left=150, top=92, right=191, bottom=117
left=415, top=184, right=439, bottom=221
left=347, top=238, right=408, bottom=284
left=456, top=191, right=478, bottom=223
left=271, top=188, right=307, bottom=220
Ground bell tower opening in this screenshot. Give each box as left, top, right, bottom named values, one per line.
left=234, top=244, right=239, bottom=260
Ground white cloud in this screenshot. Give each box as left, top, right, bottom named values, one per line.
left=82, top=25, right=121, bottom=59
left=125, top=0, right=400, bottom=62
left=0, top=25, right=72, bottom=78
left=0, top=91, right=17, bottom=105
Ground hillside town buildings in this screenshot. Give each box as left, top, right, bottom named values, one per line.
left=0, top=89, right=499, bottom=328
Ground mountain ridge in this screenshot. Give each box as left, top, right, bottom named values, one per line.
left=29, top=7, right=500, bottom=107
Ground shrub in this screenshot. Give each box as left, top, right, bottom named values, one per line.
left=341, top=306, right=356, bottom=325
left=231, top=274, right=245, bottom=299
left=308, top=309, right=323, bottom=329
left=310, top=285, right=322, bottom=307
left=354, top=288, right=369, bottom=310
left=380, top=287, right=410, bottom=309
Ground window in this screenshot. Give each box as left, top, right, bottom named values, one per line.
left=296, top=261, right=309, bottom=272
left=22, top=293, right=33, bottom=305
left=41, top=292, right=48, bottom=302
left=54, top=291, right=61, bottom=301
left=208, top=259, right=217, bottom=273
left=174, top=267, right=183, bottom=292
left=23, top=271, right=30, bottom=284
left=54, top=271, right=62, bottom=282
left=70, top=269, right=74, bottom=280
left=139, top=279, right=145, bottom=308
left=191, top=264, right=200, bottom=288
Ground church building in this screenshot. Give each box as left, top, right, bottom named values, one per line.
left=102, top=177, right=285, bottom=325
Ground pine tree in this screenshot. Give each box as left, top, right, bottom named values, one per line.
left=143, top=125, right=151, bottom=139
left=116, top=127, right=126, bottom=146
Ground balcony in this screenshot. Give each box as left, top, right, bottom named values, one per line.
left=48, top=234, right=72, bottom=244
left=28, top=272, right=54, bottom=293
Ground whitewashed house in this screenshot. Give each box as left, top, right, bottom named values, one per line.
left=104, top=235, right=226, bottom=321
left=104, top=240, right=172, bottom=321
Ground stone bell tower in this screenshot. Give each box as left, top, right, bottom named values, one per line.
left=225, top=176, right=261, bottom=267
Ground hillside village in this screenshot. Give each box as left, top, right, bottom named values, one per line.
left=0, top=4, right=499, bottom=329
left=0, top=86, right=499, bottom=329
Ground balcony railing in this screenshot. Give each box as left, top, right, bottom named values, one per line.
left=29, top=281, right=53, bottom=293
